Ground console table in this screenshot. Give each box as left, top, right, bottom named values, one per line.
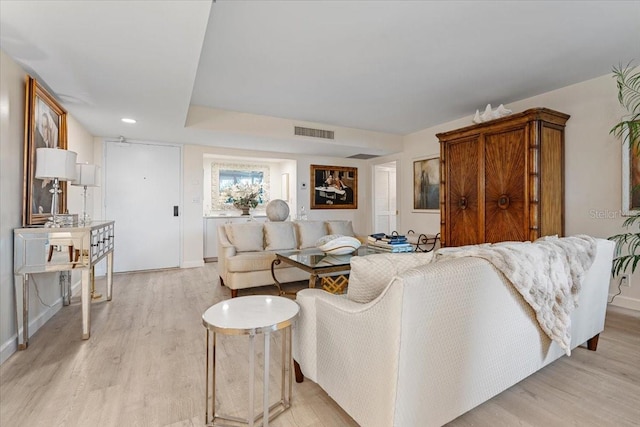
left=13, top=220, right=115, bottom=349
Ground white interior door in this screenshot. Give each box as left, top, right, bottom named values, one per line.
left=373, top=162, right=397, bottom=234
left=105, top=141, right=181, bottom=272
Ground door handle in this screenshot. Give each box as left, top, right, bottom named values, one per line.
left=173, top=206, right=179, bottom=216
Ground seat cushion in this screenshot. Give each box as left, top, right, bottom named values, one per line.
left=226, top=252, right=277, bottom=272
left=347, top=252, right=434, bottom=303
left=294, top=221, right=328, bottom=249
left=326, top=220, right=355, bottom=237
left=264, top=222, right=296, bottom=250
left=224, top=223, right=264, bottom=252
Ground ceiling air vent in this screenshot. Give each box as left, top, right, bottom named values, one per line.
left=347, top=153, right=380, bottom=160
left=294, top=126, right=334, bottom=140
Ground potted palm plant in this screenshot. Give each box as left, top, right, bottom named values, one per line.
left=608, top=62, right=640, bottom=276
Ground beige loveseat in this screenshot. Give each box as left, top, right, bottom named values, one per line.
left=293, top=236, right=614, bottom=426
left=217, top=220, right=356, bottom=297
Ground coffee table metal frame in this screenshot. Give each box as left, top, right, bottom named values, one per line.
left=270, top=247, right=382, bottom=296
left=202, top=296, right=299, bottom=427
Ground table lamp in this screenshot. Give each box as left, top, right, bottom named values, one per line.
left=35, top=147, right=77, bottom=226
left=71, top=162, right=100, bottom=225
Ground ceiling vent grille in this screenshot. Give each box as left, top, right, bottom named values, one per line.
left=347, top=153, right=380, bottom=160
left=295, top=126, right=334, bottom=140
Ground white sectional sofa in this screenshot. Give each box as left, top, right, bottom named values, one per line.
left=293, top=237, right=614, bottom=427
left=217, top=220, right=356, bottom=297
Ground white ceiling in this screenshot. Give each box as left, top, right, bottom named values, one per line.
left=1, top=1, right=639, bottom=157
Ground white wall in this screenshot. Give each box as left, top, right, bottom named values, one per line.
left=401, top=73, right=638, bottom=310
left=0, top=51, right=95, bottom=363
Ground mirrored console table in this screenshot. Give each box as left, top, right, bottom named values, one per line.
left=13, top=220, right=115, bottom=349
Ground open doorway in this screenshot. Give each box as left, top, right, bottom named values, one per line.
left=373, top=161, right=397, bottom=235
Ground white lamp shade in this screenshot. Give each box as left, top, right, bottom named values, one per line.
left=35, top=148, right=77, bottom=181
left=72, top=163, right=100, bottom=187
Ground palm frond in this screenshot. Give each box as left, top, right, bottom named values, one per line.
left=609, top=62, right=640, bottom=277
left=612, top=62, right=640, bottom=114
left=610, top=63, right=640, bottom=151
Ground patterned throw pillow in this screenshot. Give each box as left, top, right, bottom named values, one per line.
left=347, top=252, right=434, bottom=303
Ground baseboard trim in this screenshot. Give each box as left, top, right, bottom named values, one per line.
left=0, top=296, right=67, bottom=365
left=182, top=260, right=205, bottom=269
left=608, top=294, right=640, bottom=311
left=1, top=277, right=82, bottom=365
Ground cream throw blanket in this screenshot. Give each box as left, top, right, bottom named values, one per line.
left=433, top=235, right=598, bottom=355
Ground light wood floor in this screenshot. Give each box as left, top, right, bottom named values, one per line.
left=1, top=263, right=638, bottom=427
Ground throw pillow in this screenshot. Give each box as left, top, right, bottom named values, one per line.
left=348, top=252, right=434, bottom=303
left=224, top=223, right=264, bottom=252
left=326, top=220, right=355, bottom=236
left=264, top=222, right=296, bottom=251
left=294, top=221, right=328, bottom=249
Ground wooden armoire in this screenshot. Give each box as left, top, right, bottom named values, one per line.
left=437, top=108, right=569, bottom=247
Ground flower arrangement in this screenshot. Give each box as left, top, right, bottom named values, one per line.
left=222, top=182, right=264, bottom=208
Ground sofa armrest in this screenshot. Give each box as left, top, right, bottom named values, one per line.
left=294, top=282, right=404, bottom=427
left=216, top=225, right=236, bottom=283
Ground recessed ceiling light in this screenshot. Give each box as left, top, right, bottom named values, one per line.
left=121, top=118, right=136, bottom=124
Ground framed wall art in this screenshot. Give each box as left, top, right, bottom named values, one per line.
left=23, top=76, right=68, bottom=226
left=310, top=164, right=357, bottom=209
left=622, top=124, right=640, bottom=215
left=413, top=155, right=440, bottom=212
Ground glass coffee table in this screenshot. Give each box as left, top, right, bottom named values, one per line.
left=270, top=245, right=383, bottom=295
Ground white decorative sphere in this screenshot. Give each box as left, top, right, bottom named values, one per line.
left=266, top=199, right=290, bottom=222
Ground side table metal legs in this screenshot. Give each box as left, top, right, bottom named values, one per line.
left=205, top=327, right=293, bottom=426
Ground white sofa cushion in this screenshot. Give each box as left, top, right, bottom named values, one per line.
left=224, top=223, right=264, bottom=252
left=347, top=252, right=434, bottom=303
left=264, top=222, right=296, bottom=250
left=295, top=221, right=328, bottom=249
left=326, top=220, right=355, bottom=236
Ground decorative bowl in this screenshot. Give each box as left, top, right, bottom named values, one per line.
left=316, top=235, right=361, bottom=255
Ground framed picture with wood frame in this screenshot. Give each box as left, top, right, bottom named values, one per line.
left=23, top=75, right=68, bottom=226
left=310, top=164, right=357, bottom=209
left=622, top=123, right=640, bottom=215
left=413, top=155, right=440, bottom=212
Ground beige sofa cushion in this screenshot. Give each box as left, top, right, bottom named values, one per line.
left=347, top=252, right=434, bottom=303
left=294, top=221, right=328, bottom=249
left=224, top=223, right=264, bottom=252
left=326, top=220, right=355, bottom=237
left=264, top=222, right=296, bottom=250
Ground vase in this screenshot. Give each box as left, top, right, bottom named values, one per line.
left=234, top=202, right=251, bottom=215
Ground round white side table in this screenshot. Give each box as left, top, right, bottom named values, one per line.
left=202, top=295, right=299, bottom=427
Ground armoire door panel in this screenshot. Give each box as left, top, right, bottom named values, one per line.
left=447, top=137, right=480, bottom=246
left=484, top=129, right=527, bottom=242
left=540, top=124, right=564, bottom=236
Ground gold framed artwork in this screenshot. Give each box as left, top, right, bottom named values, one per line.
left=310, top=164, right=357, bottom=209
left=23, top=76, right=68, bottom=226
left=622, top=124, right=640, bottom=215
left=413, top=155, right=439, bottom=212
